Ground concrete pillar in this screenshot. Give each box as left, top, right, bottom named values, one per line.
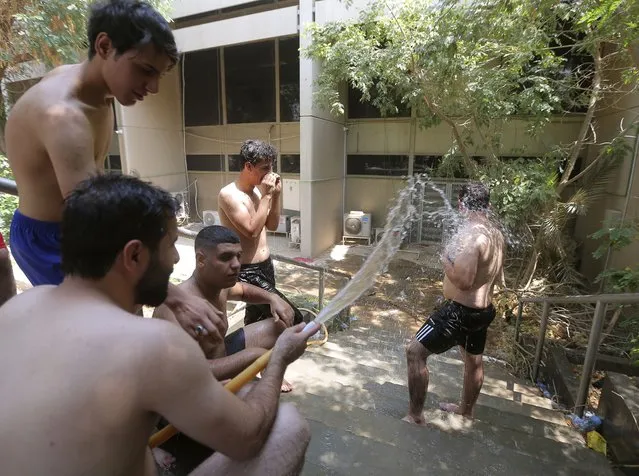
left=115, top=68, right=187, bottom=193
left=299, top=0, right=347, bottom=257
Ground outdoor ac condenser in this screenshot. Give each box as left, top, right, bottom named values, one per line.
left=290, top=217, right=301, bottom=244
left=202, top=210, right=221, bottom=226
left=343, top=211, right=372, bottom=239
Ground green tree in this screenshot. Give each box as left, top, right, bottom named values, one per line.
left=305, top=0, right=639, bottom=290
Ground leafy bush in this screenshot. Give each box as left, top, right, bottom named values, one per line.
left=0, top=155, right=18, bottom=240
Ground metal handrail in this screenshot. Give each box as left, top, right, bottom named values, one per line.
left=516, top=292, right=639, bottom=416
left=0, top=178, right=18, bottom=196
left=270, top=253, right=351, bottom=311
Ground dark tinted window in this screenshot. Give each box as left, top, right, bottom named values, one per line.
left=280, top=154, right=300, bottom=173
left=413, top=155, right=441, bottom=174
left=229, top=155, right=243, bottom=172
left=347, top=86, right=410, bottom=119
left=107, top=154, right=122, bottom=172
left=186, top=155, right=224, bottom=172
left=183, top=49, right=222, bottom=126
left=347, top=155, right=409, bottom=176
left=225, top=41, right=276, bottom=123
left=279, top=37, right=300, bottom=122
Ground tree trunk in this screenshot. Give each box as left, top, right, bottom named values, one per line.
left=557, top=43, right=602, bottom=194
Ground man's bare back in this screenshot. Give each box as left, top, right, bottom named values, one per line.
left=5, top=64, right=112, bottom=222
left=443, top=218, right=504, bottom=309
left=0, top=286, right=163, bottom=476
left=218, top=182, right=271, bottom=264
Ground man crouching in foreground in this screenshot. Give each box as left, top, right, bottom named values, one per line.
left=0, top=174, right=317, bottom=476
left=154, top=225, right=297, bottom=391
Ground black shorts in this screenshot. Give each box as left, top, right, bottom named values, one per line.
left=224, top=328, right=245, bottom=355
left=415, top=300, right=496, bottom=355
left=238, top=257, right=304, bottom=326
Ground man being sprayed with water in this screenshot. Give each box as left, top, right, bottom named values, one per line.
left=154, top=225, right=297, bottom=391
left=403, top=183, right=504, bottom=424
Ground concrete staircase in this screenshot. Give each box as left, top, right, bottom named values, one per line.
left=282, top=323, right=614, bottom=475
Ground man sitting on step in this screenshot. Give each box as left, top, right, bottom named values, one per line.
left=154, top=225, right=297, bottom=391
left=0, top=174, right=317, bottom=476
left=403, top=183, right=505, bottom=424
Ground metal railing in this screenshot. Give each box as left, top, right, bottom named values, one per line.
left=270, top=253, right=351, bottom=311
left=515, top=292, right=639, bottom=416
left=0, top=178, right=17, bottom=196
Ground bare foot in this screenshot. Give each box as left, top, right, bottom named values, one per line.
left=439, top=402, right=473, bottom=419
left=402, top=414, right=427, bottom=426
left=152, top=447, right=176, bottom=470
left=281, top=379, right=293, bottom=393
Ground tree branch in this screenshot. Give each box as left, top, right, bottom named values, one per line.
left=558, top=43, right=603, bottom=193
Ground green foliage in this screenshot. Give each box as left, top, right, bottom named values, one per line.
left=590, top=219, right=639, bottom=293
left=479, top=157, right=558, bottom=229
left=0, top=155, right=18, bottom=240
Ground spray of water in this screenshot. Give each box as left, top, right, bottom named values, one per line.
left=312, top=175, right=422, bottom=325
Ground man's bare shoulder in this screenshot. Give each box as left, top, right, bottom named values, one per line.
left=219, top=182, right=242, bottom=201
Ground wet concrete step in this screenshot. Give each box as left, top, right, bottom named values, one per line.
left=299, top=346, right=559, bottom=420
left=300, top=414, right=608, bottom=476
left=291, top=392, right=612, bottom=475
left=308, top=340, right=551, bottom=408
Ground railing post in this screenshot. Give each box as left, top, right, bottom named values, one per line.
left=318, top=269, right=325, bottom=311
left=532, top=301, right=551, bottom=382
left=514, top=301, right=524, bottom=343
left=575, top=300, right=607, bottom=417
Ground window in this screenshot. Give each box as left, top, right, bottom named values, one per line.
left=347, top=86, right=410, bottom=119
left=183, top=49, right=222, bottom=126
left=347, top=155, right=409, bottom=176
left=279, top=37, right=300, bottom=122
left=225, top=41, right=276, bottom=123
left=186, top=155, right=224, bottom=172
left=280, top=154, right=300, bottom=174
left=228, top=155, right=243, bottom=172
left=106, top=155, right=122, bottom=173
left=413, top=155, right=442, bottom=174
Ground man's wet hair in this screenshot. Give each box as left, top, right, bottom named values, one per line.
left=61, top=173, right=179, bottom=279
left=195, top=226, right=241, bottom=251
left=239, top=139, right=278, bottom=170
left=88, top=0, right=179, bottom=68
left=459, top=183, right=490, bottom=211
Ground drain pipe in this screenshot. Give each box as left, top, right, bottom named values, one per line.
left=598, top=126, right=639, bottom=291
left=342, top=125, right=349, bottom=223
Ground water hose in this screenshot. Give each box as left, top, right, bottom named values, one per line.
left=148, top=319, right=326, bottom=449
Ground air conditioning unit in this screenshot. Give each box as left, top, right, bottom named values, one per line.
left=343, top=211, right=372, bottom=243
left=171, top=191, right=188, bottom=219
left=290, top=216, right=301, bottom=244
left=203, top=210, right=221, bottom=226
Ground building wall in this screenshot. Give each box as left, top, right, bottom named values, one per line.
left=116, top=68, right=186, bottom=192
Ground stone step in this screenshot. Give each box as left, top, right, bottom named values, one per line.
left=309, top=339, right=551, bottom=409
left=300, top=414, right=608, bottom=476
left=292, top=392, right=612, bottom=475
left=294, top=349, right=562, bottom=425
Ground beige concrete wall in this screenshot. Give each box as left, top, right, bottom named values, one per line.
left=116, top=68, right=187, bottom=193
left=574, top=79, right=639, bottom=283
left=345, top=177, right=407, bottom=229
left=187, top=172, right=237, bottom=213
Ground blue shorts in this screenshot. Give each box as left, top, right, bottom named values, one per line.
left=10, top=210, right=63, bottom=286
left=224, top=328, right=246, bottom=355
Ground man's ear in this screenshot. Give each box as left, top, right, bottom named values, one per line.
left=195, top=249, right=207, bottom=268
left=121, top=240, right=150, bottom=274
left=94, top=32, right=113, bottom=60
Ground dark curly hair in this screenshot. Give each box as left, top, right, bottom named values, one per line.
left=239, top=139, right=278, bottom=170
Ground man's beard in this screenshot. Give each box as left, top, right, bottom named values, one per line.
left=134, top=253, right=172, bottom=307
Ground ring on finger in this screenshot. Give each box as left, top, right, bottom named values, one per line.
left=194, top=325, right=207, bottom=337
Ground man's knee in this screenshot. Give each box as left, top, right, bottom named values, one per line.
left=406, top=339, right=428, bottom=362
left=277, top=403, right=311, bottom=449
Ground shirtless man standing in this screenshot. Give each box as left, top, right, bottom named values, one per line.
left=403, top=183, right=504, bottom=425
left=154, top=225, right=297, bottom=391
left=218, top=139, right=304, bottom=326
left=5, top=0, right=225, bottom=341
left=0, top=174, right=317, bottom=476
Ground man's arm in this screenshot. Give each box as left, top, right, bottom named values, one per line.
left=265, top=184, right=281, bottom=231
left=163, top=283, right=227, bottom=342
left=42, top=107, right=98, bottom=197
left=228, top=282, right=294, bottom=326
left=442, top=238, right=482, bottom=291
left=143, top=321, right=318, bottom=460
left=218, top=190, right=272, bottom=239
